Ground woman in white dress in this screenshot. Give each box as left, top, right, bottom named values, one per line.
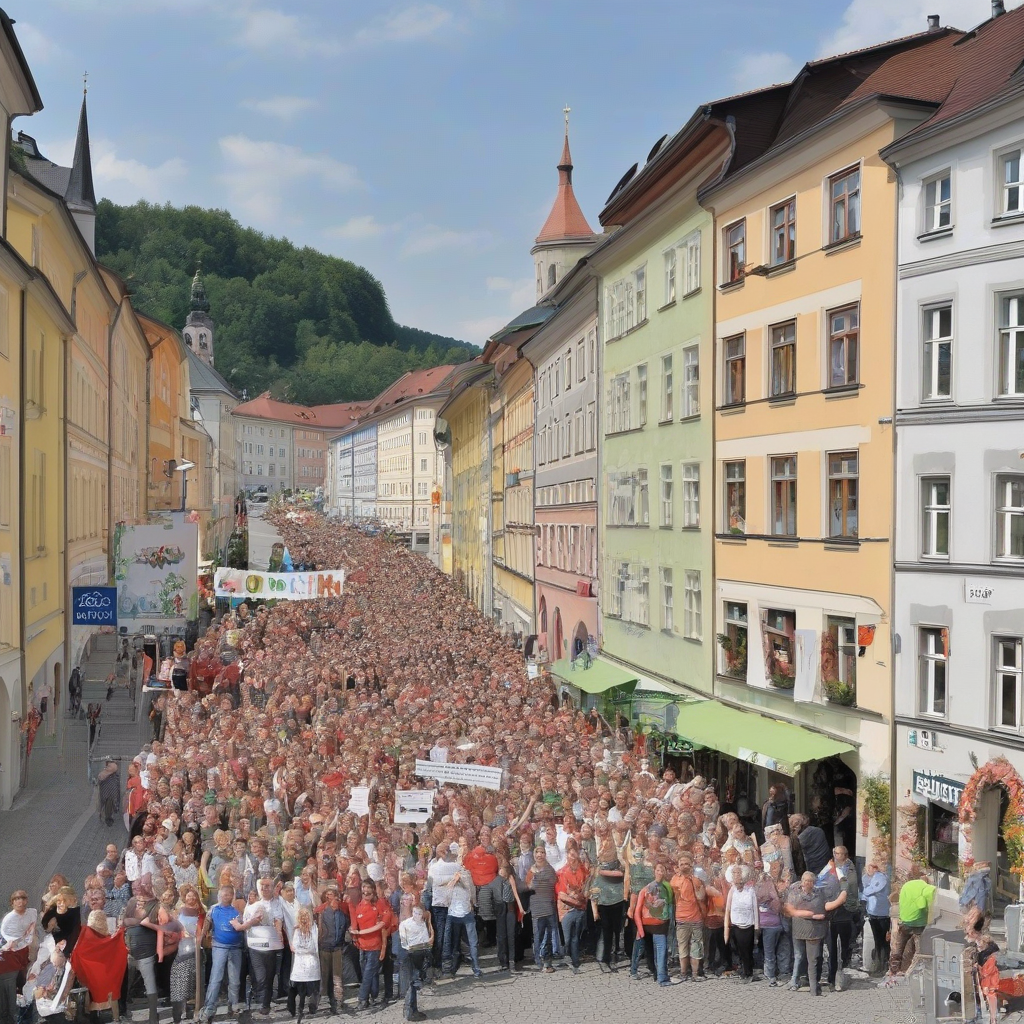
left=289, top=906, right=320, bottom=1024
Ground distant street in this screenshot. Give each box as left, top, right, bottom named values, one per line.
left=248, top=512, right=284, bottom=570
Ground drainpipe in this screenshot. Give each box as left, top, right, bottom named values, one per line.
left=17, top=287, right=26, bottom=796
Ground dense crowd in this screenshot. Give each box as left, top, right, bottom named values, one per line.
left=1, top=509, right=989, bottom=1024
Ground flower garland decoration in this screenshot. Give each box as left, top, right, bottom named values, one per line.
left=959, top=756, right=1024, bottom=879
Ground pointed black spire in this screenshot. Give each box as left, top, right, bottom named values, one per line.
left=66, top=88, right=96, bottom=210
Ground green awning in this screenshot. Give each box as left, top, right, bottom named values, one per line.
left=674, top=700, right=854, bottom=777
left=550, top=656, right=638, bottom=695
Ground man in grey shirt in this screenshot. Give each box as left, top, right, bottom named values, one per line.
left=526, top=846, right=559, bottom=973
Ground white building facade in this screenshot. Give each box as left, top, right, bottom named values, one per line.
left=886, top=48, right=1024, bottom=907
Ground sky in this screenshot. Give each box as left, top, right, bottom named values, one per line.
left=13, top=0, right=1007, bottom=344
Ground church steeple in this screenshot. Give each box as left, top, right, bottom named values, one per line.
left=65, top=78, right=97, bottom=253
left=531, top=108, right=598, bottom=301
left=183, top=263, right=215, bottom=367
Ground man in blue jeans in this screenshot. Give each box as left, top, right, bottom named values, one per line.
left=556, top=847, right=590, bottom=974
left=441, top=864, right=482, bottom=978
left=198, top=885, right=245, bottom=1023
left=526, top=846, right=559, bottom=973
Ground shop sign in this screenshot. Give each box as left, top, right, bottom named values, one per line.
left=965, top=580, right=995, bottom=604
left=72, top=586, right=118, bottom=626
left=913, top=769, right=964, bottom=810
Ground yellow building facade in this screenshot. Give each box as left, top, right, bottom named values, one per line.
left=701, top=33, right=955, bottom=853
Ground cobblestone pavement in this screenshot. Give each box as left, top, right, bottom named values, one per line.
left=120, top=960, right=924, bottom=1024
left=0, top=632, right=149, bottom=902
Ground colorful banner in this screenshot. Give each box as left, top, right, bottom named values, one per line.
left=414, top=758, right=503, bottom=791
left=72, top=586, right=118, bottom=626
left=213, top=568, right=344, bottom=602
left=114, top=519, right=199, bottom=627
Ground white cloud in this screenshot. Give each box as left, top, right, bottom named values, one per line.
left=326, top=215, right=394, bottom=241
left=233, top=3, right=456, bottom=57
left=486, top=275, right=535, bottom=310
left=234, top=7, right=340, bottom=56
left=218, top=135, right=361, bottom=222
left=458, top=314, right=508, bottom=342
left=730, top=51, right=800, bottom=93
left=32, top=135, right=187, bottom=204
left=351, top=4, right=455, bottom=47
left=14, top=21, right=64, bottom=64
left=241, top=96, right=316, bottom=120
left=818, top=0, right=992, bottom=57
left=400, top=224, right=491, bottom=258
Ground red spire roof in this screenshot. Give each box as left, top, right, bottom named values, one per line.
left=535, top=130, right=595, bottom=243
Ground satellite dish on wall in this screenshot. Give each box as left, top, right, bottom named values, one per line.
left=433, top=417, right=452, bottom=449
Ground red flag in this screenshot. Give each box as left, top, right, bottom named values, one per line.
left=70, top=926, right=128, bottom=1004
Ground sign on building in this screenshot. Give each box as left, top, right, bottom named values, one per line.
left=114, top=519, right=199, bottom=629
left=72, top=586, right=118, bottom=626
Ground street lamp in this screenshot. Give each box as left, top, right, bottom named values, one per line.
left=175, top=461, right=196, bottom=512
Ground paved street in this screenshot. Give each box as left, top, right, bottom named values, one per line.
left=249, top=512, right=284, bottom=570
left=0, top=632, right=149, bottom=905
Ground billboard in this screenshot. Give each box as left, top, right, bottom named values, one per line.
left=72, top=586, right=118, bottom=626
left=114, top=519, right=199, bottom=629
left=213, top=568, right=344, bottom=602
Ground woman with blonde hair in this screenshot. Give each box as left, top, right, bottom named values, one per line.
left=40, top=886, right=80, bottom=955
left=40, top=875, right=68, bottom=913
left=289, top=905, right=320, bottom=1024
left=170, top=885, right=205, bottom=1024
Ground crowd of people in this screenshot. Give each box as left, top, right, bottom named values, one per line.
left=0, top=509, right=978, bottom=1024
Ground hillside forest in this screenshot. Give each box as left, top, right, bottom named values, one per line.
left=95, top=200, right=477, bottom=405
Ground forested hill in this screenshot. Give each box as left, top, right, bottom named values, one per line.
left=95, top=200, right=477, bottom=404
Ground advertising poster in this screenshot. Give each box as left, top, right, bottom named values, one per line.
left=114, top=519, right=199, bottom=629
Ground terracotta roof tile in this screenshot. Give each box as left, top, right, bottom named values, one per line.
left=536, top=132, right=596, bottom=243
left=367, top=364, right=459, bottom=415
left=309, top=401, right=370, bottom=428
left=231, top=392, right=321, bottom=424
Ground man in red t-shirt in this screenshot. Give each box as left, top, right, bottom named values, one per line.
left=349, top=880, right=385, bottom=1010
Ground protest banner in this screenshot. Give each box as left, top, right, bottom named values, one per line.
left=213, top=568, right=344, bottom=602
left=394, top=789, right=435, bottom=824
left=414, top=759, right=503, bottom=791
left=348, top=786, right=370, bottom=817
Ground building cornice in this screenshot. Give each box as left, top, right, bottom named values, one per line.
left=900, top=236, right=1024, bottom=278
left=896, top=401, right=1024, bottom=425
left=895, top=560, right=1024, bottom=578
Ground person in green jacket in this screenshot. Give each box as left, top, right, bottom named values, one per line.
left=888, top=864, right=936, bottom=975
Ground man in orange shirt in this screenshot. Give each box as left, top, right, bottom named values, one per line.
left=349, top=879, right=386, bottom=1010
left=670, top=854, right=707, bottom=982
left=464, top=832, right=499, bottom=947
left=556, top=847, right=590, bottom=973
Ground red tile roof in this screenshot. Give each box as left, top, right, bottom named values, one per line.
left=309, top=401, right=370, bottom=429
left=367, top=364, right=458, bottom=415
left=231, top=391, right=320, bottom=424
left=536, top=132, right=596, bottom=243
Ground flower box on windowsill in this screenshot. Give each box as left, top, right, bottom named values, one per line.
left=823, top=678, right=857, bottom=707
left=769, top=672, right=795, bottom=692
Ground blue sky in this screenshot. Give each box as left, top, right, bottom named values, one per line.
left=14, top=0, right=1000, bottom=343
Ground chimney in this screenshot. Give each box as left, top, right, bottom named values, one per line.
left=927, top=14, right=940, bottom=30
left=993, top=0, right=1006, bottom=15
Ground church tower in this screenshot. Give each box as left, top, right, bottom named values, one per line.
left=531, top=108, right=599, bottom=302
left=182, top=266, right=215, bottom=367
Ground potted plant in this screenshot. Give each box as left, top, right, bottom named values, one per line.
left=716, top=631, right=748, bottom=677
left=770, top=670, right=794, bottom=690
left=823, top=677, right=857, bottom=706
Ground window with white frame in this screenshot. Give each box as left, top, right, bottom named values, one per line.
left=586, top=403, right=596, bottom=450
left=770, top=197, right=796, bottom=265
left=605, top=264, right=647, bottom=340
left=827, top=451, right=858, bottom=539
left=684, top=570, right=702, bottom=640
left=576, top=340, right=586, bottom=382
left=828, top=305, right=859, bottom=388
left=684, top=231, right=701, bottom=295
left=923, top=304, right=952, bottom=400
left=724, top=460, right=745, bottom=534
left=682, top=345, right=700, bottom=417
left=721, top=601, right=747, bottom=677
left=637, top=364, right=648, bottom=427
left=635, top=265, right=647, bottom=323
left=682, top=463, right=700, bottom=528
left=996, top=474, right=1024, bottom=559
left=661, top=355, right=673, bottom=421
left=921, top=476, right=950, bottom=559
left=771, top=455, right=797, bottom=536
left=608, top=372, right=631, bottom=434
left=923, top=172, right=952, bottom=232
left=995, top=636, right=1023, bottom=730
left=770, top=321, right=796, bottom=397
left=724, top=334, right=745, bottom=405
left=660, top=464, right=673, bottom=527
left=660, top=567, right=674, bottom=631
left=664, top=247, right=677, bottom=305
left=825, top=615, right=857, bottom=693
left=607, top=469, right=649, bottom=526
left=612, top=562, right=649, bottom=626
left=919, top=626, right=948, bottom=717
left=999, top=293, right=1024, bottom=396
left=1003, top=149, right=1023, bottom=215
left=725, top=220, right=745, bottom=283
left=829, top=166, right=860, bottom=243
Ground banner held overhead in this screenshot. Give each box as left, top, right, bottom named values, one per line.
left=414, top=759, right=503, bottom=791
